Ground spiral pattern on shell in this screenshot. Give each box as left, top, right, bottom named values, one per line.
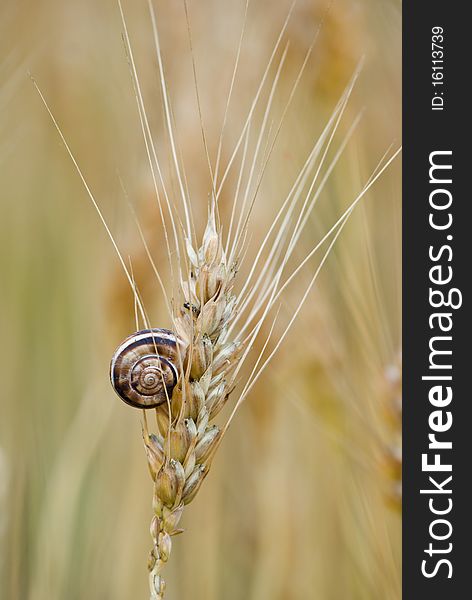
left=110, top=329, right=183, bottom=409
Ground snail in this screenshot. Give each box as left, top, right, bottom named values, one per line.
left=110, top=328, right=183, bottom=409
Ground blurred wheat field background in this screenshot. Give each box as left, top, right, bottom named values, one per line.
left=0, top=0, right=401, bottom=599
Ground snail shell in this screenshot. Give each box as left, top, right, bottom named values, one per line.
left=110, top=328, right=183, bottom=409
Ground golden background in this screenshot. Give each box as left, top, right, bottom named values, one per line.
left=0, top=0, right=401, bottom=598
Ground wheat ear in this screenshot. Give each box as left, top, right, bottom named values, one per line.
left=143, top=202, right=243, bottom=598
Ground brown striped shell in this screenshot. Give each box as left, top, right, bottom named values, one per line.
left=110, top=329, right=183, bottom=409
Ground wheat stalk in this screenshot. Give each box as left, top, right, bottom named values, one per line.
left=143, top=204, right=241, bottom=598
